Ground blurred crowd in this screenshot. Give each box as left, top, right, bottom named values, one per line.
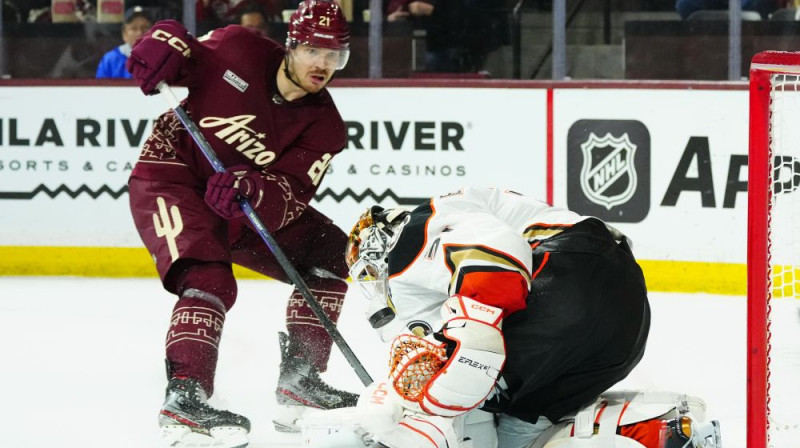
left=2, top=0, right=800, bottom=80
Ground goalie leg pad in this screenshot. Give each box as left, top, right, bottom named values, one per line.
left=497, top=414, right=555, bottom=448
left=534, top=390, right=721, bottom=448
left=463, top=409, right=497, bottom=448
left=272, top=404, right=308, bottom=433
left=375, top=414, right=463, bottom=448
left=300, top=407, right=371, bottom=448
left=299, top=382, right=466, bottom=448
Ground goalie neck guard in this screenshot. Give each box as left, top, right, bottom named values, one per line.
left=345, top=206, right=410, bottom=329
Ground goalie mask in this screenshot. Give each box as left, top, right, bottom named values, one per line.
left=345, top=206, right=410, bottom=330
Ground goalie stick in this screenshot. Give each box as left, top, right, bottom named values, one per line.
left=156, top=82, right=373, bottom=387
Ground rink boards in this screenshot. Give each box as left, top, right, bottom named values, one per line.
left=0, top=82, right=753, bottom=294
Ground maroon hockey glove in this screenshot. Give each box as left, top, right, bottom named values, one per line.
left=126, top=20, right=193, bottom=95
left=204, top=166, right=266, bottom=219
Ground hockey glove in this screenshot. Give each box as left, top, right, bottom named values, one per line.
left=126, top=20, right=194, bottom=95
left=204, top=166, right=266, bottom=220
left=355, top=381, right=462, bottom=448
left=420, top=295, right=506, bottom=417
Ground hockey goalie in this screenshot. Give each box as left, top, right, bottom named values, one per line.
left=300, top=187, right=721, bottom=448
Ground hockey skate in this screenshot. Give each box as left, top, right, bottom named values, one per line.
left=159, top=377, right=251, bottom=448
left=273, top=331, right=359, bottom=432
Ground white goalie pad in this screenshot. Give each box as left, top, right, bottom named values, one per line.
left=531, top=390, right=721, bottom=448
left=542, top=437, right=646, bottom=448
left=299, top=406, right=459, bottom=448
left=272, top=404, right=309, bottom=433
left=608, top=390, right=708, bottom=425
left=299, top=381, right=495, bottom=448
left=300, top=381, right=407, bottom=448
left=300, top=407, right=370, bottom=448
left=299, top=407, right=494, bottom=448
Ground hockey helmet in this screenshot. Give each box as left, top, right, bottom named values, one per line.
left=286, top=0, right=350, bottom=70
left=346, top=206, right=410, bottom=329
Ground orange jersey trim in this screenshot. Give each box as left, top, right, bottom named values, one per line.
left=619, top=419, right=665, bottom=448
left=456, top=270, right=528, bottom=315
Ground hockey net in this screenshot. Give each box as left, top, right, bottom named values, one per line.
left=748, top=51, right=800, bottom=448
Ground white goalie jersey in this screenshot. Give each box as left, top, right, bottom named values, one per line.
left=378, top=187, right=589, bottom=341
left=314, top=187, right=718, bottom=448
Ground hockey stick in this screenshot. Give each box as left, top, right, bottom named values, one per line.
left=156, top=82, right=373, bottom=387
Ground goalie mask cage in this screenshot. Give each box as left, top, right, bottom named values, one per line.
left=748, top=51, right=800, bottom=448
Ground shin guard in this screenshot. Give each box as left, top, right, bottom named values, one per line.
left=166, top=263, right=236, bottom=396
left=285, top=276, right=347, bottom=372
left=166, top=296, right=225, bottom=396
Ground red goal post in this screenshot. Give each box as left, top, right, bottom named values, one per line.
left=748, top=51, right=800, bottom=448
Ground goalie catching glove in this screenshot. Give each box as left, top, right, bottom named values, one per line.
left=390, top=295, right=506, bottom=417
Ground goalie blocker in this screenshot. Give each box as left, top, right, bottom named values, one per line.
left=390, top=295, right=506, bottom=417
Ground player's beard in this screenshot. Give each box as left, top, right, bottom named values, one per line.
left=286, top=55, right=332, bottom=94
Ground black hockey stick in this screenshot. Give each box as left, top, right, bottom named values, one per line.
left=156, top=82, right=373, bottom=386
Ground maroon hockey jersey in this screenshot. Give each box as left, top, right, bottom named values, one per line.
left=132, top=25, right=346, bottom=232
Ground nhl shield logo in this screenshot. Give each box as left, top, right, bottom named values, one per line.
left=579, top=132, right=638, bottom=210
left=568, top=120, right=649, bottom=222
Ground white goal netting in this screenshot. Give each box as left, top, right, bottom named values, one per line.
left=753, top=69, right=800, bottom=448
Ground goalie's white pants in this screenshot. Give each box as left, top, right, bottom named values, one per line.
left=496, top=414, right=554, bottom=448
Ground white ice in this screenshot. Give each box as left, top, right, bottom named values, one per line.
left=0, top=277, right=784, bottom=448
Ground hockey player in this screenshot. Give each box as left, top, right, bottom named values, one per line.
left=125, top=1, right=357, bottom=446
left=343, top=187, right=652, bottom=447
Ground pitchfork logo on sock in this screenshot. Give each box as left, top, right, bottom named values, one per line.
left=567, top=120, right=650, bottom=223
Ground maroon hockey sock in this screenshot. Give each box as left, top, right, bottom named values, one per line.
left=166, top=262, right=237, bottom=395
left=165, top=296, right=225, bottom=395
left=285, top=277, right=347, bottom=372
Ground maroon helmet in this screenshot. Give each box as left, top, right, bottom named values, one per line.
left=286, top=0, right=350, bottom=51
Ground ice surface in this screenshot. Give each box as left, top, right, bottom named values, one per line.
left=0, top=277, right=770, bottom=448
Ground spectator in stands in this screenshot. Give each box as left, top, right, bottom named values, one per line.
left=284, top=0, right=339, bottom=8
left=124, top=1, right=183, bottom=22
left=2, top=0, right=24, bottom=23
left=385, top=0, right=432, bottom=22
left=675, top=0, right=781, bottom=19
left=239, top=3, right=271, bottom=36
left=196, top=0, right=281, bottom=34
left=96, top=7, right=153, bottom=79
left=27, top=0, right=96, bottom=22
left=385, top=0, right=506, bottom=73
